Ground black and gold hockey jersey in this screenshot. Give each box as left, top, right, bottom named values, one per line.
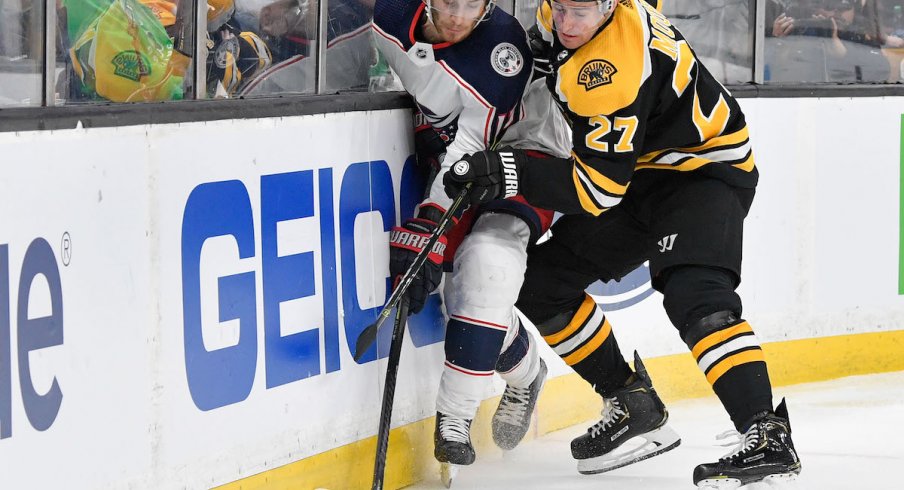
left=526, top=0, right=757, bottom=216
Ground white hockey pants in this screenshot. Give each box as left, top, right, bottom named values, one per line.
left=436, top=212, right=541, bottom=419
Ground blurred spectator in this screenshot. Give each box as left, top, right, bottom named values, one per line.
left=142, top=0, right=274, bottom=98
left=891, top=3, right=904, bottom=40
left=204, top=0, right=274, bottom=97
left=239, top=0, right=374, bottom=95
left=766, top=0, right=891, bottom=81
left=884, top=2, right=904, bottom=80
left=852, top=0, right=903, bottom=47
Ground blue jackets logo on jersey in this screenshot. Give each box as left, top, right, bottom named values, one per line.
left=578, top=59, right=617, bottom=90
left=491, top=43, right=524, bottom=77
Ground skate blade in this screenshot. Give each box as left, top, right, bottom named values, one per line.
left=440, top=462, right=460, bottom=488
left=696, top=478, right=743, bottom=490
left=696, top=472, right=800, bottom=489
left=761, top=472, right=801, bottom=488
left=577, top=424, right=681, bottom=475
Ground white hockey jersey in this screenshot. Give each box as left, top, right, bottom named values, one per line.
left=372, top=0, right=569, bottom=210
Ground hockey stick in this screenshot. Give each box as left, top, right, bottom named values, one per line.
left=370, top=296, right=410, bottom=490
left=168, top=0, right=197, bottom=79
left=352, top=182, right=471, bottom=361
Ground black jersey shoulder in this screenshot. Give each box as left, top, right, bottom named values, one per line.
left=373, top=0, right=423, bottom=49
left=435, top=9, right=533, bottom=112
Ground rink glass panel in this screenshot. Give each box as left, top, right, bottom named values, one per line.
left=4, top=0, right=904, bottom=109
left=763, top=0, right=904, bottom=84
left=0, top=0, right=44, bottom=107
left=229, top=0, right=374, bottom=96
left=56, top=0, right=193, bottom=103
left=661, top=0, right=755, bottom=84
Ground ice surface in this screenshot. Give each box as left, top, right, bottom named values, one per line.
left=408, top=371, right=904, bottom=489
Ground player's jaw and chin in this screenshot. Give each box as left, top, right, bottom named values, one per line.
left=424, top=0, right=488, bottom=44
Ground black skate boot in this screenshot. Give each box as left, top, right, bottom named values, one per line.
left=571, top=352, right=681, bottom=474
left=434, top=412, right=475, bottom=488
left=492, top=358, right=548, bottom=450
left=693, top=399, right=801, bottom=488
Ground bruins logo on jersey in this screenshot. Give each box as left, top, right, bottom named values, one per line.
left=578, top=60, right=617, bottom=90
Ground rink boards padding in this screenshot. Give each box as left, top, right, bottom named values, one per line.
left=0, top=98, right=902, bottom=489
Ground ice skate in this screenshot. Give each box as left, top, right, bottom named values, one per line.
left=434, top=412, right=475, bottom=488
left=694, top=399, right=801, bottom=489
left=572, top=352, right=681, bottom=474
left=492, top=358, right=548, bottom=450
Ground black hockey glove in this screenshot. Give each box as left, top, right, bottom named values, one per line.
left=443, top=147, right=526, bottom=206
left=414, top=124, right=446, bottom=174
left=388, top=206, right=448, bottom=314
left=527, top=25, right=553, bottom=80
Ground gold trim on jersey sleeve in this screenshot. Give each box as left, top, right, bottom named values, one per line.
left=574, top=153, right=629, bottom=196
left=638, top=126, right=750, bottom=163
left=636, top=145, right=752, bottom=172
left=572, top=170, right=606, bottom=215
left=571, top=154, right=626, bottom=215
left=635, top=126, right=756, bottom=174
left=732, top=152, right=756, bottom=172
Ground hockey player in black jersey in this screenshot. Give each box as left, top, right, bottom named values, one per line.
left=444, top=0, right=802, bottom=487
left=373, top=0, right=571, bottom=486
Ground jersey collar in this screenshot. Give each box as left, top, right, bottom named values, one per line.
left=410, top=3, right=455, bottom=50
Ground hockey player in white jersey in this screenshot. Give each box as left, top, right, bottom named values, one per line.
left=372, top=0, right=569, bottom=484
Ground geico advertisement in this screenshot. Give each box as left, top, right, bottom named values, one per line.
left=152, top=113, right=450, bottom=486
left=178, top=164, right=450, bottom=410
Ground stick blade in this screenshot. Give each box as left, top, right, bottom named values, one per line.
left=353, top=321, right=380, bottom=361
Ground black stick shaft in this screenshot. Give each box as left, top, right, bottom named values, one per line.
left=371, top=297, right=410, bottom=490
left=353, top=183, right=470, bottom=361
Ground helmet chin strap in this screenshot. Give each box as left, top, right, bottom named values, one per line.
left=588, top=0, right=615, bottom=18
left=590, top=0, right=617, bottom=28
left=425, top=0, right=435, bottom=24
